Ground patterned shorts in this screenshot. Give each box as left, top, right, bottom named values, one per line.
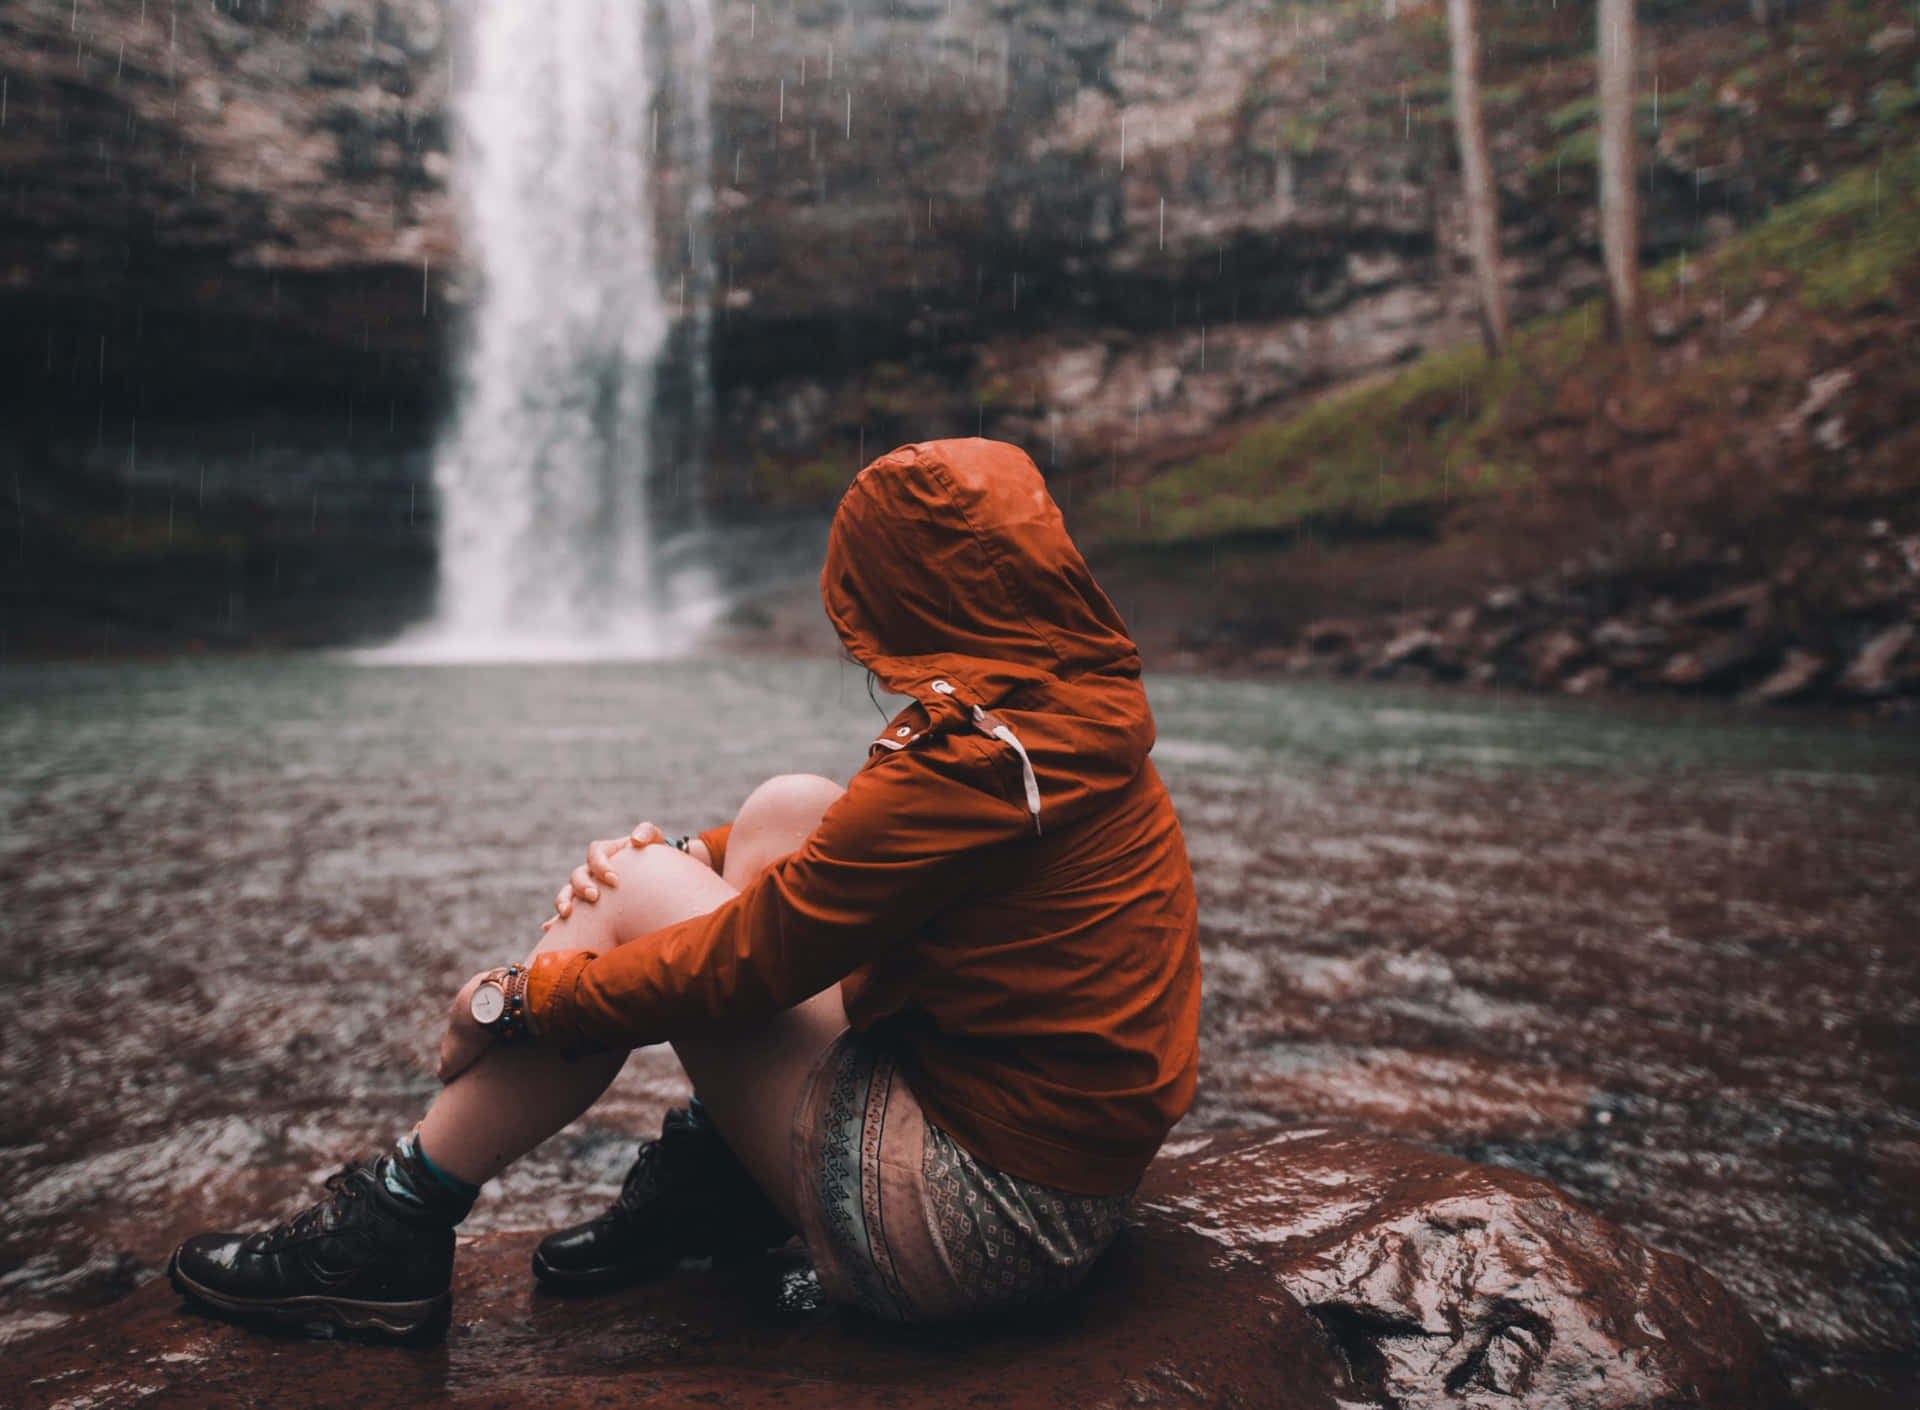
left=790, top=1030, right=1133, bottom=1326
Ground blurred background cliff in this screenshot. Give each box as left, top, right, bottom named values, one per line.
left=1, top=0, right=1915, bottom=704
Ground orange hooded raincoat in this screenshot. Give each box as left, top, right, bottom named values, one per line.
left=527, top=438, right=1201, bottom=1195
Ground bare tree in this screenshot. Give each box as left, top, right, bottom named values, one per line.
left=1446, top=0, right=1510, bottom=353
left=1597, top=0, right=1646, bottom=374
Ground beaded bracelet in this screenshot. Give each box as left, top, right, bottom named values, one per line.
left=497, top=963, right=532, bottom=1044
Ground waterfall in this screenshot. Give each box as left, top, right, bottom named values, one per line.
left=409, top=0, right=719, bottom=660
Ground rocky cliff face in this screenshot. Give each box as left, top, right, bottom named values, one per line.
left=697, top=0, right=1495, bottom=502
left=1, top=0, right=453, bottom=407
left=2, top=0, right=1890, bottom=650
left=1, top=0, right=454, bottom=649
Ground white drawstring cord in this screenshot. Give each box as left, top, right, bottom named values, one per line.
left=930, top=679, right=1044, bottom=836
left=977, top=707, right=1043, bottom=836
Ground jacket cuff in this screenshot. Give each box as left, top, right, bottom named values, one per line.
left=527, top=948, right=602, bottom=1057
left=696, top=822, right=732, bottom=875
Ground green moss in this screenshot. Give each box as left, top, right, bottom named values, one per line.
left=1085, top=146, right=1920, bottom=549
left=1531, top=126, right=1600, bottom=178
left=1870, top=80, right=1919, bottom=125
left=1277, top=112, right=1329, bottom=156
left=1085, top=336, right=1543, bottom=546
left=1548, top=95, right=1599, bottom=133
left=1716, top=142, right=1920, bottom=311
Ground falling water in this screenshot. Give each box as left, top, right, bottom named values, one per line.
left=408, top=0, right=720, bottom=659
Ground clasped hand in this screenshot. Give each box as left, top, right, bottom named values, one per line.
left=542, top=820, right=675, bottom=929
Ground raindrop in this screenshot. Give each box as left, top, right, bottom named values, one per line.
left=652, top=104, right=659, bottom=152
left=1158, top=196, right=1164, bottom=249
left=2, top=77, right=7, bottom=128
left=778, top=79, right=784, bottom=124
left=1119, top=114, right=1126, bottom=170
left=748, top=3, right=755, bottom=41
left=422, top=255, right=430, bottom=314
left=845, top=89, right=851, bottom=139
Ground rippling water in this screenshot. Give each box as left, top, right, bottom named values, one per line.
left=2, top=657, right=1916, bottom=1403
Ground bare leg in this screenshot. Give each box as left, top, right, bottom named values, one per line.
left=417, top=773, right=846, bottom=1210
left=674, top=774, right=850, bottom=1224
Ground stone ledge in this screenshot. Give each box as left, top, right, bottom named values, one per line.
left=16, top=1127, right=1789, bottom=1410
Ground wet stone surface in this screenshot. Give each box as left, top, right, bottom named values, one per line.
left=18, top=1130, right=1786, bottom=1410
left=2, top=660, right=1917, bottom=1406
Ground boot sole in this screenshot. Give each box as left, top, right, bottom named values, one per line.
left=529, top=1244, right=676, bottom=1293
left=531, top=1235, right=796, bottom=1294
left=167, top=1251, right=451, bottom=1342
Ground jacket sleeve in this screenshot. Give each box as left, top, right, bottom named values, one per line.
left=695, top=821, right=732, bottom=874
left=527, top=746, right=1028, bottom=1054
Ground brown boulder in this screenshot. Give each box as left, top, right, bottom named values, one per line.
left=1660, top=633, right=1774, bottom=690
left=1672, top=582, right=1772, bottom=629
left=15, top=1129, right=1786, bottom=1410
left=1838, top=623, right=1916, bottom=696
left=1747, top=647, right=1830, bottom=704
left=1528, top=628, right=1590, bottom=687
left=1370, top=628, right=1444, bottom=677
left=1302, top=619, right=1365, bottom=654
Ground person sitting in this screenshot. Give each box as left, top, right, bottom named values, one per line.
left=167, top=438, right=1202, bottom=1337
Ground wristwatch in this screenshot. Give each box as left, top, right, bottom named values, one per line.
left=468, top=964, right=532, bottom=1043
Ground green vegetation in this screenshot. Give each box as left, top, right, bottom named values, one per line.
left=1087, top=142, right=1920, bottom=548
left=1706, top=141, right=1920, bottom=312
left=1083, top=337, right=1539, bottom=546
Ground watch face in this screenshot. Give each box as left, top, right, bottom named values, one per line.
left=470, top=982, right=507, bottom=1026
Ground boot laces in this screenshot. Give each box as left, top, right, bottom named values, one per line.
left=608, top=1139, right=668, bottom=1219
left=269, top=1164, right=364, bottom=1247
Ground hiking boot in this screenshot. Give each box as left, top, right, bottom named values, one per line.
left=167, top=1156, right=454, bottom=1342
left=533, top=1106, right=794, bottom=1291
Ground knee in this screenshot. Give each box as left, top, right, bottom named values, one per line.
left=726, top=773, right=844, bottom=880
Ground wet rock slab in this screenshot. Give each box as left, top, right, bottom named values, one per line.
left=17, top=1129, right=1786, bottom=1410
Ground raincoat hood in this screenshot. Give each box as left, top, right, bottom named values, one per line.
left=822, top=438, right=1155, bottom=831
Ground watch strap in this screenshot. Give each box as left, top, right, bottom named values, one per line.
left=478, top=963, right=533, bottom=1044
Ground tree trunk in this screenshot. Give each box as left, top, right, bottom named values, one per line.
left=1597, top=0, right=1646, bottom=375
left=1446, top=0, right=1509, bottom=354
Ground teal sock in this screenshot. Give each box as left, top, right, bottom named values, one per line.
left=383, top=1131, right=480, bottom=1224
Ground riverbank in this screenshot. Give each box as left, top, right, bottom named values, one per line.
left=1069, top=136, right=1920, bottom=715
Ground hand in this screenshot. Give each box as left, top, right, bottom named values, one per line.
left=438, top=971, right=495, bottom=1084
left=543, top=822, right=671, bottom=929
